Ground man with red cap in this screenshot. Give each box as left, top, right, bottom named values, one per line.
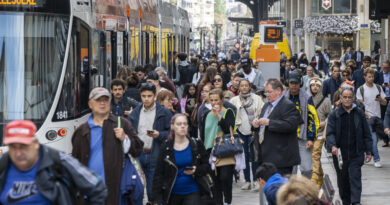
left=0, top=120, right=107, bottom=204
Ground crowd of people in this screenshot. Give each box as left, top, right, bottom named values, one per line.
left=1, top=47, right=389, bottom=205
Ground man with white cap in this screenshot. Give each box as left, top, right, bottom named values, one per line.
left=308, top=77, right=332, bottom=187
left=72, top=87, right=144, bottom=205
left=0, top=120, right=107, bottom=204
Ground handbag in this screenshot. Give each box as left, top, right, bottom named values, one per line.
left=212, top=126, right=243, bottom=158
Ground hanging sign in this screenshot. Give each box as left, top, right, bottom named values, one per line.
left=322, top=0, right=331, bottom=10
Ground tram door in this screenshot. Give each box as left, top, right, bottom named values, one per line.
left=91, top=30, right=105, bottom=88
left=111, top=32, right=117, bottom=79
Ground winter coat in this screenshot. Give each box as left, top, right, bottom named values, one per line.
left=151, top=137, right=212, bottom=205
left=0, top=145, right=107, bottom=205
left=326, top=104, right=373, bottom=155
left=72, top=114, right=144, bottom=205
left=264, top=174, right=288, bottom=205
left=309, top=85, right=332, bottom=136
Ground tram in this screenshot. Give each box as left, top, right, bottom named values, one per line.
left=0, top=0, right=190, bottom=153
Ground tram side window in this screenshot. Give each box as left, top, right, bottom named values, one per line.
left=53, top=34, right=77, bottom=121
left=78, top=24, right=90, bottom=115
left=53, top=20, right=90, bottom=121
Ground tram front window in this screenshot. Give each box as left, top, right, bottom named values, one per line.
left=0, top=13, right=69, bottom=142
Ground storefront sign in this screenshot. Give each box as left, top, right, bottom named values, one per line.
left=322, top=0, right=331, bottom=10
left=0, top=0, right=36, bottom=5
left=295, top=20, right=304, bottom=28
left=360, top=24, right=369, bottom=28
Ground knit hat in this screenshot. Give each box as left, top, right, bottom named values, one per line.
left=309, top=77, right=322, bottom=87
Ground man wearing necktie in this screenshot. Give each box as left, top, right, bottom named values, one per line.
left=252, top=79, right=302, bottom=176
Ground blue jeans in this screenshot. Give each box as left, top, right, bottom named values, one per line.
left=138, top=153, right=156, bottom=201
left=371, top=131, right=381, bottom=162
left=238, top=131, right=258, bottom=182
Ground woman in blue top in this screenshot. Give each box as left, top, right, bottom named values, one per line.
left=152, top=114, right=212, bottom=205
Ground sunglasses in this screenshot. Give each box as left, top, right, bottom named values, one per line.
left=213, top=78, right=223, bottom=83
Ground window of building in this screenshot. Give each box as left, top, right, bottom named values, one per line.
left=312, top=0, right=356, bottom=15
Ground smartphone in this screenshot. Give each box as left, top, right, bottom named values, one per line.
left=184, top=166, right=194, bottom=171
left=376, top=94, right=381, bottom=99
left=147, top=130, right=154, bottom=134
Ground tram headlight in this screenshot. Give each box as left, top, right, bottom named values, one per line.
left=46, top=130, right=57, bottom=141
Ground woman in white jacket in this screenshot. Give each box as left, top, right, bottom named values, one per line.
left=230, top=78, right=264, bottom=191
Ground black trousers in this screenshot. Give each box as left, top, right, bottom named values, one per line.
left=333, top=154, right=364, bottom=205
left=168, top=192, right=201, bottom=205
left=214, top=165, right=235, bottom=204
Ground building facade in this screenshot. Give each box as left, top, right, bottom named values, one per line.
left=285, top=0, right=387, bottom=60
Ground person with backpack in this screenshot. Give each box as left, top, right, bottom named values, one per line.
left=326, top=87, right=373, bottom=205
left=0, top=120, right=107, bottom=204
left=356, top=67, right=387, bottom=168
left=152, top=114, right=212, bottom=205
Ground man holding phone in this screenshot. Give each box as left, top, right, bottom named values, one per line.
left=356, top=67, right=387, bottom=168
left=128, top=83, right=172, bottom=204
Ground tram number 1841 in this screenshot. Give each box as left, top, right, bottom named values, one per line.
left=56, top=111, right=69, bottom=120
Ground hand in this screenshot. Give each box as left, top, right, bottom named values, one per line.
left=124, top=107, right=133, bottom=116
left=184, top=113, right=190, bottom=117
left=183, top=166, right=196, bottom=175
left=365, top=112, right=371, bottom=119
left=212, top=105, right=221, bottom=114
left=147, top=130, right=160, bottom=139
left=331, top=146, right=338, bottom=156
left=306, top=140, right=314, bottom=149
left=319, top=121, right=326, bottom=128
left=114, top=128, right=126, bottom=141
left=365, top=154, right=372, bottom=163
left=385, top=128, right=390, bottom=136
left=252, top=119, right=261, bottom=128
left=259, top=118, right=270, bottom=126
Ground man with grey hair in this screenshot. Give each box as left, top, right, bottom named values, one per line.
left=326, top=87, right=372, bottom=205
left=252, top=79, right=301, bottom=176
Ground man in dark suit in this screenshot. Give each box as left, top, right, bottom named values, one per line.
left=352, top=47, right=364, bottom=70
left=252, top=79, right=302, bottom=176
left=352, top=56, right=381, bottom=90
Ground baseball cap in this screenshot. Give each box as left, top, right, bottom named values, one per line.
left=89, top=87, right=111, bottom=100
left=4, top=120, right=37, bottom=145
left=240, top=57, right=251, bottom=67
left=288, top=71, right=301, bottom=84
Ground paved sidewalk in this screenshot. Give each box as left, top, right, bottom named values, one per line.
left=322, top=145, right=390, bottom=205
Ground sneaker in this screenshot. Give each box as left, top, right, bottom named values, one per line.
left=241, top=182, right=251, bottom=190
left=382, top=143, right=389, bottom=147
left=251, top=182, right=260, bottom=191
left=374, top=161, right=382, bottom=168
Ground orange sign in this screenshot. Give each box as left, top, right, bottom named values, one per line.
left=126, top=5, right=130, bottom=18
left=0, top=0, right=36, bottom=5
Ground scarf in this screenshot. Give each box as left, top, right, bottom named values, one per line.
left=240, top=93, right=253, bottom=108
left=239, top=93, right=256, bottom=122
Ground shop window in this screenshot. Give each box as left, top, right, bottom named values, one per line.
left=334, top=0, right=351, bottom=14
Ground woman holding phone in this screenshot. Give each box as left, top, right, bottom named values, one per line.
left=152, top=114, right=211, bottom=205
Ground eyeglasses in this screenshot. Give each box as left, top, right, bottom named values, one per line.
left=213, top=78, right=223, bottom=83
